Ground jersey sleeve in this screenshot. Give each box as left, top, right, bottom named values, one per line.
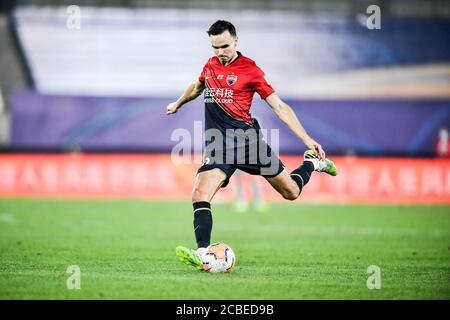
left=251, top=66, right=275, bottom=100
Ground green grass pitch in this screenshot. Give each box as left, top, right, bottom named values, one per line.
left=0, top=199, right=449, bottom=299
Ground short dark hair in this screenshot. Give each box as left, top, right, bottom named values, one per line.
left=207, top=20, right=237, bottom=37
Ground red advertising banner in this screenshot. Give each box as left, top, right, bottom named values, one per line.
left=0, top=154, right=449, bottom=204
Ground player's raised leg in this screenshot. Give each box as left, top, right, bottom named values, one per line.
left=304, top=150, right=338, bottom=176
left=266, top=150, right=338, bottom=200
left=266, top=169, right=301, bottom=200
left=176, top=168, right=227, bottom=270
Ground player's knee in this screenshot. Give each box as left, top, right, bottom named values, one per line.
left=192, top=187, right=209, bottom=203
left=282, top=190, right=299, bottom=201
left=282, top=185, right=300, bottom=201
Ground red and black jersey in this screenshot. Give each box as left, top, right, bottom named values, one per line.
left=198, top=52, right=275, bottom=132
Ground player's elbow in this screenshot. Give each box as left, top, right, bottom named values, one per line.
left=272, top=102, right=290, bottom=118
left=271, top=102, right=284, bottom=113
left=193, top=82, right=205, bottom=96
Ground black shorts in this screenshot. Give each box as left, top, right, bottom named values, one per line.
left=197, top=138, right=285, bottom=188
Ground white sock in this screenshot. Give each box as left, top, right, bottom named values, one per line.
left=305, top=159, right=320, bottom=171
left=197, top=247, right=207, bottom=257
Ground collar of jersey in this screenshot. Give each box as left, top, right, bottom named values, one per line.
left=215, top=51, right=242, bottom=67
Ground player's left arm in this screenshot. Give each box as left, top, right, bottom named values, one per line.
left=265, top=92, right=325, bottom=159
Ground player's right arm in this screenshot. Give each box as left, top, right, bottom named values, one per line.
left=166, top=79, right=205, bottom=115
left=265, top=92, right=326, bottom=159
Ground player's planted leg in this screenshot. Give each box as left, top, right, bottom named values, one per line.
left=175, top=246, right=204, bottom=270
left=176, top=169, right=226, bottom=271
left=193, top=201, right=213, bottom=248
left=176, top=202, right=212, bottom=271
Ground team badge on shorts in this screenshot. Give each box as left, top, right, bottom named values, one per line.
left=226, top=74, right=238, bottom=86
left=202, top=157, right=211, bottom=165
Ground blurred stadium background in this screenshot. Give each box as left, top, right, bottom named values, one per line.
left=0, top=0, right=449, bottom=299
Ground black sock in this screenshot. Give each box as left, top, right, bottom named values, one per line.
left=290, top=161, right=314, bottom=193
left=193, top=201, right=212, bottom=248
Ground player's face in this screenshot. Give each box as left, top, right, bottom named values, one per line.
left=210, top=31, right=238, bottom=65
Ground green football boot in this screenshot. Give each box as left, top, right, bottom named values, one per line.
left=176, top=246, right=204, bottom=271
left=304, top=150, right=338, bottom=176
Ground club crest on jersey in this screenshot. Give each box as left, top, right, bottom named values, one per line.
left=226, top=74, right=238, bottom=86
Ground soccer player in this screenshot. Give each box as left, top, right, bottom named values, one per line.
left=166, top=20, right=337, bottom=271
